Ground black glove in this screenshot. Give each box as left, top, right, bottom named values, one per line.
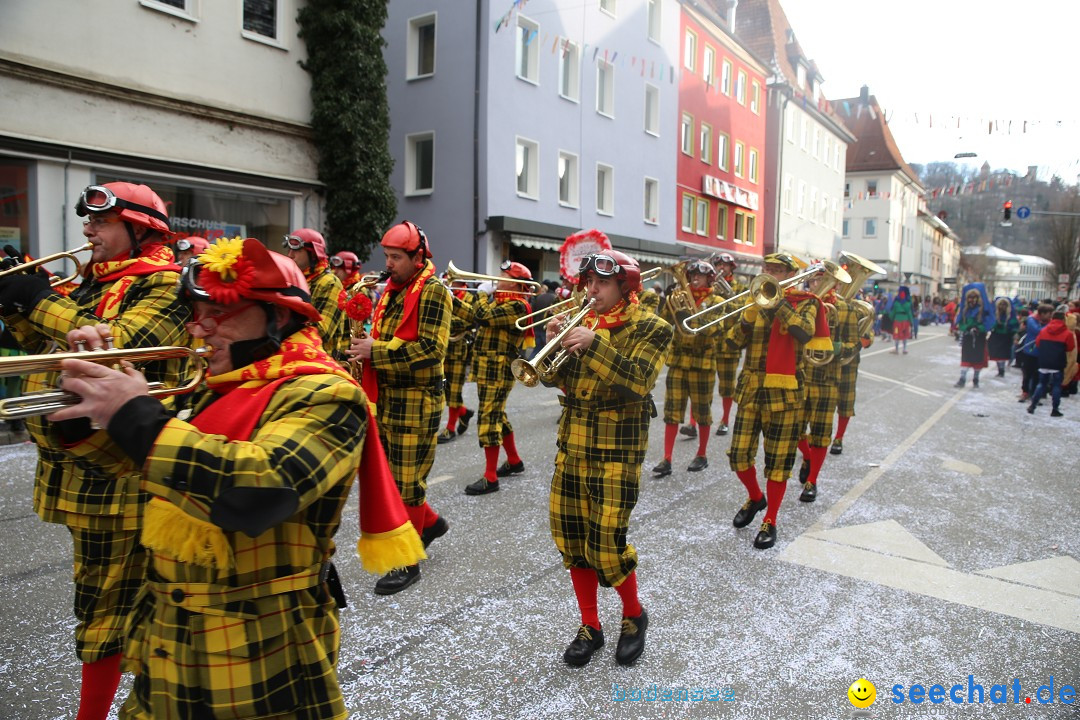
left=0, top=271, right=53, bottom=313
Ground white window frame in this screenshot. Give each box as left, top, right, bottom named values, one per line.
left=516, top=136, right=540, bottom=200
left=557, top=151, right=579, bottom=208
left=140, top=0, right=199, bottom=23
left=596, top=60, right=615, bottom=118
left=695, top=198, right=709, bottom=236
left=748, top=148, right=758, bottom=183
left=810, top=187, right=818, bottom=224
left=516, top=15, right=540, bottom=84
left=644, top=83, right=660, bottom=136
left=405, top=131, right=435, bottom=196
left=750, top=80, right=760, bottom=114
left=647, top=0, right=661, bottom=43
left=406, top=13, right=437, bottom=80
left=734, top=141, right=744, bottom=178
left=717, top=204, right=728, bottom=240
left=596, top=163, right=614, bottom=216
left=867, top=179, right=878, bottom=197
left=703, top=46, right=715, bottom=87
left=684, top=29, right=696, bottom=71
left=717, top=132, right=729, bottom=171
left=600, top=0, right=617, bottom=17
left=559, top=40, right=581, bottom=102
left=733, top=210, right=746, bottom=243
left=797, top=180, right=806, bottom=218
left=681, top=193, right=694, bottom=232
left=745, top=213, right=756, bottom=245
left=782, top=174, right=793, bottom=213
left=865, top=218, right=877, bottom=237
left=680, top=113, right=694, bottom=155
left=842, top=218, right=850, bottom=238
left=735, top=70, right=747, bottom=105
left=720, top=59, right=732, bottom=95
left=241, top=0, right=284, bottom=47
left=700, top=123, right=713, bottom=164
left=644, top=177, right=659, bottom=225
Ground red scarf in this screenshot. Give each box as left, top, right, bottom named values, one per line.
left=91, top=243, right=180, bottom=319
left=362, top=261, right=436, bottom=401
left=585, top=298, right=635, bottom=330
left=496, top=292, right=535, bottom=349
left=302, top=259, right=330, bottom=284
left=691, top=286, right=712, bottom=307
left=764, top=290, right=832, bottom=389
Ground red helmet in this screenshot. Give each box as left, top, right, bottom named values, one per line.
left=75, top=182, right=170, bottom=234
left=283, top=228, right=328, bottom=262
left=330, top=250, right=361, bottom=273
left=175, top=236, right=209, bottom=255
left=576, top=251, right=642, bottom=293
left=717, top=252, right=736, bottom=267
left=500, top=260, right=533, bottom=280
left=380, top=221, right=432, bottom=259
left=685, top=259, right=717, bottom=279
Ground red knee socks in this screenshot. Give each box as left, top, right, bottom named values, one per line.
left=569, top=567, right=600, bottom=629
left=502, top=432, right=521, bottom=465
left=663, top=423, right=677, bottom=460
left=736, top=467, right=763, bottom=502
left=614, top=571, right=643, bottom=619
left=721, top=397, right=733, bottom=424
left=763, top=480, right=787, bottom=525
left=807, top=446, right=828, bottom=485
left=835, top=415, right=851, bottom=440
left=405, top=504, right=426, bottom=535
left=445, top=406, right=461, bottom=432
left=696, top=425, right=710, bottom=456
left=422, top=502, right=439, bottom=529
left=76, top=653, right=122, bottom=720
left=483, top=445, right=500, bottom=482
left=797, top=437, right=810, bottom=459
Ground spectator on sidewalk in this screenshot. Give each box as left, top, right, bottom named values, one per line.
left=1027, top=305, right=1076, bottom=417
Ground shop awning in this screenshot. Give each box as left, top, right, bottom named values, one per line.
left=510, top=233, right=679, bottom=266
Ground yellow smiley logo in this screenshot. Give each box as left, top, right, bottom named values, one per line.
left=848, top=678, right=876, bottom=708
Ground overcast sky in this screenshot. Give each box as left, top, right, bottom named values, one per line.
left=777, top=0, right=1080, bottom=182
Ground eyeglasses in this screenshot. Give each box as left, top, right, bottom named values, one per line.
left=578, top=254, right=622, bottom=277
left=185, top=302, right=256, bottom=335
left=282, top=235, right=311, bottom=251
left=82, top=215, right=122, bottom=230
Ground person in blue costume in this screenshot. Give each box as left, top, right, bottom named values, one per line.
left=954, top=282, right=993, bottom=388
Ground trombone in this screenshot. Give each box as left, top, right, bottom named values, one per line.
left=515, top=294, right=580, bottom=330
left=0, top=345, right=212, bottom=419
left=0, top=242, right=94, bottom=288
left=443, top=261, right=541, bottom=293
left=511, top=298, right=597, bottom=387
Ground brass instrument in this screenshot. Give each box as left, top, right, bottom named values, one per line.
left=515, top=290, right=584, bottom=330
left=803, top=260, right=852, bottom=367
left=511, top=298, right=597, bottom=387
left=344, top=271, right=389, bottom=379
left=444, top=260, right=542, bottom=293
left=712, top=274, right=735, bottom=299
left=836, top=251, right=886, bottom=361
left=640, top=266, right=663, bottom=284
left=663, top=261, right=696, bottom=333
left=0, top=345, right=212, bottom=419
left=0, top=242, right=93, bottom=288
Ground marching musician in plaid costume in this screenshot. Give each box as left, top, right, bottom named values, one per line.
left=439, top=277, right=476, bottom=443
left=724, top=253, right=832, bottom=549
left=463, top=261, right=534, bottom=495
left=713, top=252, right=746, bottom=438
left=795, top=269, right=859, bottom=503
left=283, top=228, right=347, bottom=359
left=542, top=251, right=671, bottom=667
left=349, top=221, right=452, bottom=595
left=652, top=260, right=723, bottom=477
left=329, top=250, right=362, bottom=288
left=0, top=182, right=187, bottom=720
left=831, top=309, right=872, bottom=457
left=51, top=237, right=422, bottom=719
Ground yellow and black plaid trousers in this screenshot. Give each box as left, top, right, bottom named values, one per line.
left=662, top=292, right=722, bottom=424
left=836, top=356, right=859, bottom=417
left=727, top=405, right=805, bottom=482
left=443, top=293, right=475, bottom=407
left=802, top=297, right=857, bottom=445
left=468, top=294, right=528, bottom=447
left=800, top=381, right=838, bottom=447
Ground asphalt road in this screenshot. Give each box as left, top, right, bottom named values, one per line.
left=0, top=325, right=1076, bottom=719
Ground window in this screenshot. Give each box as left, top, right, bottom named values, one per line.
left=750, top=80, right=760, bottom=114
left=843, top=219, right=850, bottom=237
left=684, top=29, right=696, bottom=71
left=644, top=84, right=660, bottom=135
left=140, top=0, right=196, bottom=20
left=600, top=0, right=616, bottom=16
left=867, top=180, right=878, bottom=197
left=516, top=16, right=539, bottom=83
left=703, top=46, right=715, bottom=86
left=813, top=126, right=820, bottom=159
left=717, top=204, right=728, bottom=239
left=700, top=123, right=712, bottom=164
left=745, top=214, right=756, bottom=245
left=821, top=193, right=829, bottom=224
left=797, top=180, right=806, bottom=217
left=647, top=0, right=661, bottom=42
left=717, top=133, right=729, bottom=171
left=734, top=141, right=744, bottom=177
left=407, top=14, right=436, bottom=79
left=243, top=0, right=280, bottom=41
left=644, top=177, right=659, bottom=224
left=735, top=70, right=747, bottom=105
left=782, top=174, right=793, bottom=213
left=844, top=182, right=850, bottom=198
left=681, top=194, right=694, bottom=231
left=785, top=108, right=795, bottom=143
left=558, top=41, right=580, bottom=101
left=748, top=148, right=758, bottom=183
left=801, top=115, right=809, bottom=150
left=680, top=113, right=693, bottom=155
left=405, top=132, right=434, bottom=195
left=596, top=164, right=614, bottom=215
left=596, top=60, right=614, bottom=117
left=865, top=218, right=877, bottom=236
left=720, top=59, right=732, bottom=95
left=810, top=188, right=817, bottom=223
left=558, top=151, right=579, bottom=207
left=516, top=137, right=539, bottom=199
left=695, top=198, right=709, bottom=235
left=734, top=210, right=746, bottom=242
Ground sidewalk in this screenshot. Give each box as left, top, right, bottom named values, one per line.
left=0, top=423, right=31, bottom=446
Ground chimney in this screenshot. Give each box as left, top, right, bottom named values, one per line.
left=728, top=0, right=738, bottom=28
left=859, top=85, right=869, bottom=104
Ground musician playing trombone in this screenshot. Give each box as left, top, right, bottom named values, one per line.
left=712, top=252, right=746, bottom=438
left=439, top=275, right=477, bottom=443
left=0, top=182, right=188, bottom=720
left=540, top=251, right=671, bottom=667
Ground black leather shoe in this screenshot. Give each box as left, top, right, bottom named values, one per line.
left=678, top=424, right=697, bottom=438
left=615, top=609, right=649, bottom=666
left=753, top=520, right=777, bottom=549
left=651, top=459, right=672, bottom=477
left=829, top=438, right=843, bottom=455
left=456, top=408, right=475, bottom=435
left=715, top=422, right=729, bottom=436
left=799, top=481, right=817, bottom=503
left=972, top=377, right=979, bottom=388
left=374, top=565, right=420, bottom=595
left=1051, top=408, right=1064, bottom=417
left=798, top=460, right=810, bottom=484
left=687, top=455, right=708, bottom=472
left=563, top=624, right=604, bottom=667
left=420, top=516, right=449, bottom=548
left=495, top=460, right=525, bottom=477
left=954, top=378, right=965, bottom=388
left=732, top=497, right=767, bottom=528
left=1027, top=404, right=1036, bottom=414
left=465, top=477, right=499, bottom=495
left=436, top=428, right=456, bottom=444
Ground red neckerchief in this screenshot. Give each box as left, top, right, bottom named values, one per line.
left=494, top=292, right=534, bottom=348
left=586, top=298, right=635, bottom=330
left=691, top=286, right=712, bottom=307
left=362, top=260, right=436, bottom=402
left=302, top=259, right=329, bottom=284
left=92, top=243, right=180, bottom=319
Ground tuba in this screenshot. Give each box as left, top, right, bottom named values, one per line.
left=511, top=298, right=597, bottom=387
left=836, top=251, right=886, bottom=361
left=663, top=261, right=696, bottom=333
left=803, top=260, right=851, bottom=367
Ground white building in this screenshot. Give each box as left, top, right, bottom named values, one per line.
left=960, top=245, right=1053, bottom=300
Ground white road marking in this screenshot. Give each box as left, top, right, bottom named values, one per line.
left=804, top=519, right=948, bottom=566
left=976, top=556, right=1080, bottom=598
left=427, top=474, right=454, bottom=487
left=942, top=457, right=983, bottom=475
left=860, top=331, right=947, bottom=358
left=858, top=370, right=942, bottom=397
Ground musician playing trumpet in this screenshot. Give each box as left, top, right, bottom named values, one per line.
left=540, top=251, right=672, bottom=667
left=712, top=252, right=746, bottom=438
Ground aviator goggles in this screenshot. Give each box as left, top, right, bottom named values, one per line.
left=175, top=238, right=196, bottom=252
left=329, top=255, right=346, bottom=268
left=75, top=185, right=169, bottom=224
left=577, top=254, right=629, bottom=278
left=685, top=260, right=716, bottom=276
left=282, top=235, right=311, bottom=252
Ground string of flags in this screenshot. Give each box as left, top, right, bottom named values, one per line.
left=493, top=0, right=530, bottom=33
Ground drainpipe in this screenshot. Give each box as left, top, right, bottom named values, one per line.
left=472, top=0, right=482, bottom=272
left=770, top=89, right=788, bottom=257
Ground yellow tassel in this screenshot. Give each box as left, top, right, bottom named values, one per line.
left=805, top=336, right=832, bottom=352
left=764, top=373, right=799, bottom=389
left=356, top=522, right=427, bottom=575
left=142, top=497, right=233, bottom=570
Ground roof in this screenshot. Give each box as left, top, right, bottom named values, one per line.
left=834, top=93, right=921, bottom=186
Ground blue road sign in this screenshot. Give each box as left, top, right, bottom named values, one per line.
left=1017, top=206, right=1031, bottom=219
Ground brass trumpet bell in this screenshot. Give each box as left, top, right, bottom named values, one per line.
left=0, top=242, right=94, bottom=288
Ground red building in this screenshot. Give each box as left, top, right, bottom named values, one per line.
left=676, top=1, right=768, bottom=268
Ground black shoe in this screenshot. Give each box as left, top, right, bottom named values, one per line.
left=374, top=565, right=420, bottom=595
left=829, top=438, right=843, bottom=456
left=733, top=496, right=767, bottom=528
left=954, top=379, right=965, bottom=388
left=420, top=516, right=449, bottom=549
left=972, top=377, right=979, bottom=388
left=495, top=460, right=525, bottom=477
left=456, top=408, right=475, bottom=435
left=1027, top=404, right=1036, bottom=414
left=678, top=424, right=697, bottom=438
left=798, top=460, right=810, bottom=484
left=799, top=481, right=817, bottom=503
left=436, top=428, right=456, bottom=444
left=651, top=459, right=672, bottom=477
left=563, top=624, right=604, bottom=667
left=1051, top=408, right=1064, bottom=417
left=615, top=609, right=649, bottom=666
left=715, top=422, right=729, bottom=436
left=686, top=455, right=708, bottom=472
left=997, top=368, right=1006, bottom=377
left=465, top=477, right=499, bottom=495
left=753, top=520, right=777, bottom=549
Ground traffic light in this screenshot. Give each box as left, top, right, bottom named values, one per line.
left=873, top=282, right=880, bottom=292
left=1003, top=201, right=1012, bottom=221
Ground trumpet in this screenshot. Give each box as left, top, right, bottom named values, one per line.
left=511, top=298, right=597, bottom=387
left=444, top=261, right=541, bottom=293
left=515, top=291, right=584, bottom=330
left=0, top=242, right=94, bottom=288
left=0, top=345, right=212, bottom=419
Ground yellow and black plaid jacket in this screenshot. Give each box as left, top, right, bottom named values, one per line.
left=447, top=291, right=476, bottom=359
left=638, top=289, right=661, bottom=315
left=715, top=277, right=748, bottom=358
left=545, top=303, right=672, bottom=464
left=661, top=291, right=724, bottom=370
left=725, top=296, right=819, bottom=413
left=369, top=266, right=452, bottom=390
left=469, top=293, right=529, bottom=362
left=308, top=268, right=347, bottom=359
left=807, top=296, right=859, bottom=386
left=2, top=270, right=188, bottom=529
